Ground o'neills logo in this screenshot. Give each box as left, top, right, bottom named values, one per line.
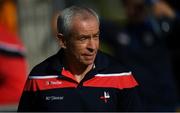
left=46, top=81, right=62, bottom=85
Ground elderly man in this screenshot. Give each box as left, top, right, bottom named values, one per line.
left=18, top=6, right=141, bottom=112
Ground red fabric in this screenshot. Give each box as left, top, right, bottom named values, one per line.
left=0, top=24, right=27, bottom=105
left=0, top=25, right=24, bottom=48
left=24, top=74, right=138, bottom=92
left=24, top=78, right=77, bottom=92
left=61, top=68, right=77, bottom=81
left=83, top=75, right=138, bottom=89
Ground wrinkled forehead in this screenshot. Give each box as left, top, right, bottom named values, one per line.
left=71, top=12, right=99, bottom=24
left=70, top=16, right=99, bottom=35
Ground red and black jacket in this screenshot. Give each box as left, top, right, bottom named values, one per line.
left=18, top=49, right=142, bottom=112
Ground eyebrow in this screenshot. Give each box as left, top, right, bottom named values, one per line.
left=79, top=31, right=100, bottom=37
left=93, top=31, right=100, bottom=36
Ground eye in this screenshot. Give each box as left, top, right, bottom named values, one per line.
left=79, top=36, right=88, bottom=41
left=93, top=34, right=99, bottom=39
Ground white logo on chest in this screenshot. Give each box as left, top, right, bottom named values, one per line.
left=45, top=96, right=64, bottom=101
left=46, top=81, right=62, bottom=85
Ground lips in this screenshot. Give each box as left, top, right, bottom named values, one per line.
left=84, top=54, right=94, bottom=56
left=83, top=53, right=96, bottom=60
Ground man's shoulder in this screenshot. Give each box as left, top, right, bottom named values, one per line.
left=96, top=51, right=131, bottom=73
left=29, top=52, right=61, bottom=76
left=95, top=51, right=139, bottom=89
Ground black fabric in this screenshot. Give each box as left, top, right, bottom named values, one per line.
left=18, top=49, right=142, bottom=112
left=0, top=48, right=25, bottom=57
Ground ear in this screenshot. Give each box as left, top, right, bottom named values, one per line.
left=57, top=33, right=67, bottom=49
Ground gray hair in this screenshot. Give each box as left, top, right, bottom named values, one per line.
left=57, top=6, right=99, bottom=37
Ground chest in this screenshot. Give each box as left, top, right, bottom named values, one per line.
left=35, top=86, right=119, bottom=111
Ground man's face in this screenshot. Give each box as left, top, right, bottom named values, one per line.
left=65, top=17, right=100, bottom=66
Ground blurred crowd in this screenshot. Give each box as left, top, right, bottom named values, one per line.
left=0, top=0, right=180, bottom=111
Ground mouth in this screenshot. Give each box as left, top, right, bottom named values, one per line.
left=83, top=53, right=96, bottom=60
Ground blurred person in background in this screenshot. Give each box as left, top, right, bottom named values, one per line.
left=0, top=0, right=28, bottom=111
left=156, top=0, right=180, bottom=103
left=18, top=6, right=142, bottom=112
left=149, top=0, right=180, bottom=109
left=100, top=0, right=178, bottom=111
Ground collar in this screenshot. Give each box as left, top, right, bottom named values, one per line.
left=50, top=49, right=109, bottom=81
left=52, top=49, right=109, bottom=71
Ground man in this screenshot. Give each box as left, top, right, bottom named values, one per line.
left=18, top=6, right=141, bottom=112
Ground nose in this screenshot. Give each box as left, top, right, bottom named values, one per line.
left=87, top=38, right=97, bottom=52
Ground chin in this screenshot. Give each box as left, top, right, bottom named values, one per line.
left=83, top=60, right=94, bottom=66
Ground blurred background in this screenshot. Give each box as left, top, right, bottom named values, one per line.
left=0, top=0, right=180, bottom=111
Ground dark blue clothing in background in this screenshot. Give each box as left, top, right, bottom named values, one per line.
left=100, top=18, right=178, bottom=111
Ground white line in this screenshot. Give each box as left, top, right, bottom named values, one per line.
left=29, top=75, right=59, bottom=79
left=0, top=41, right=25, bottom=52
left=95, top=72, right=132, bottom=77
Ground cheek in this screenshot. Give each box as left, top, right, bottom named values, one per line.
left=73, top=44, right=85, bottom=51
left=96, top=40, right=100, bottom=48
left=92, top=40, right=99, bottom=50
left=69, top=44, right=86, bottom=56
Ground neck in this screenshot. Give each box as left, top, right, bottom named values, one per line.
left=75, top=64, right=93, bottom=83
left=64, top=55, right=94, bottom=83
